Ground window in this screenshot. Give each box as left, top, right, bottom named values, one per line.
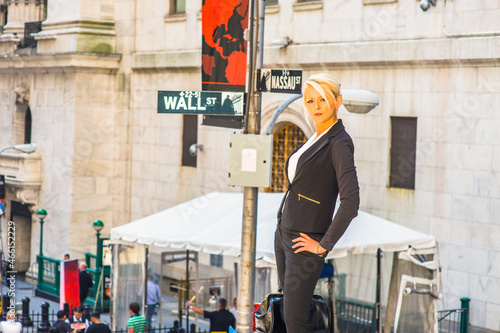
left=21, top=21, right=42, bottom=48
left=210, top=254, right=223, bottom=268
left=181, top=115, right=198, bottom=167
left=171, top=0, right=185, bottom=14
left=265, top=123, right=307, bottom=193
left=13, top=99, right=31, bottom=145
left=24, top=106, right=32, bottom=144
left=0, top=0, right=7, bottom=34
left=389, top=117, right=417, bottom=189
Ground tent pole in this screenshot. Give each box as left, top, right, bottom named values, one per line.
left=160, top=252, right=164, bottom=328
left=383, top=252, right=399, bottom=333
left=376, top=248, right=382, bottom=333
left=234, top=262, right=239, bottom=297
left=186, top=249, right=190, bottom=330
left=144, top=246, right=149, bottom=325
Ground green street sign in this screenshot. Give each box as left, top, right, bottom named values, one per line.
left=157, top=90, right=245, bottom=115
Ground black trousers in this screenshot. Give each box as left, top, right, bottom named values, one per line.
left=274, top=223, right=325, bottom=333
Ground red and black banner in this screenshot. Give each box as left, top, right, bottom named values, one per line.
left=202, top=0, right=249, bottom=92
left=60, top=259, right=80, bottom=309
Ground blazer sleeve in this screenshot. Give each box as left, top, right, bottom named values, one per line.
left=319, top=136, right=360, bottom=251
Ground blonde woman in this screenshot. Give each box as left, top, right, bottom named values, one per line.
left=274, top=73, right=360, bottom=333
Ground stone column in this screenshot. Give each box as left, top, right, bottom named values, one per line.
left=35, top=0, right=116, bottom=54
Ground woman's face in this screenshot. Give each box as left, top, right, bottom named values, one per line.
left=304, top=85, right=342, bottom=128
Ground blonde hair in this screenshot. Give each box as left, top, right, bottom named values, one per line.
left=303, top=73, right=341, bottom=119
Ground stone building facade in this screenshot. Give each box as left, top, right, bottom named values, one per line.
left=0, top=0, right=499, bottom=331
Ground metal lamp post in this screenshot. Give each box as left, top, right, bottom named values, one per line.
left=37, top=209, right=47, bottom=256
left=92, top=220, right=104, bottom=309
left=36, top=208, right=47, bottom=290
left=92, top=220, right=104, bottom=270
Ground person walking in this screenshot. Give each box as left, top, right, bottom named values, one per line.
left=127, top=303, right=146, bottom=333
left=145, top=276, right=161, bottom=330
left=274, top=73, right=360, bottom=333
left=228, top=298, right=237, bottom=328
left=188, top=298, right=235, bottom=333
left=86, top=312, right=111, bottom=333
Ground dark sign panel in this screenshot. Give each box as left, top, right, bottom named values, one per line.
left=202, top=0, right=249, bottom=92
left=202, top=115, right=244, bottom=129
left=259, top=69, right=303, bottom=94
left=157, top=90, right=245, bottom=116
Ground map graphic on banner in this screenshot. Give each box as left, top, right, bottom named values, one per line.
left=202, top=0, right=249, bottom=92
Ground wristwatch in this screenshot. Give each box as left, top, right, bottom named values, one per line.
left=317, top=243, right=326, bottom=257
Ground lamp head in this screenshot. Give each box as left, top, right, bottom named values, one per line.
left=419, top=0, right=436, bottom=11
left=93, top=220, right=104, bottom=232
left=37, top=208, right=47, bottom=220
left=271, top=36, right=291, bottom=48
left=189, top=144, right=203, bottom=157
left=14, top=143, right=38, bottom=154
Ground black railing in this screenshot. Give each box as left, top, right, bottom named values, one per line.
left=438, top=309, right=465, bottom=333
left=438, top=297, right=470, bottom=333
left=16, top=314, right=209, bottom=333
left=19, top=310, right=57, bottom=333
left=335, top=297, right=377, bottom=333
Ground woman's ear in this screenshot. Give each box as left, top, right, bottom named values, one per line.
left=336, top=95, right=343, bottom=109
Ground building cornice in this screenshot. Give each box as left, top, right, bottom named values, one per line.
left=265, top=36, right=500, bottom=69
left=132, top=49, right=200, bottom=72
left=0, top=52, right=122, bottom=73
left=131, top=36, right=500, bottom=71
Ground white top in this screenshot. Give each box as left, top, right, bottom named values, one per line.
left=287, top=122, right=336, bottom=183
left=0, top=321, right=22, bottom=333
left=229, top=306, right=237, bottom=319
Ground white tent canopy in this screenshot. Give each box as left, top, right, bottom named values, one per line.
left=110, top=192, right=436, bottom=263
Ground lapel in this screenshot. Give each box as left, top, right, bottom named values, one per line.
left=293, top=119, right=345, bottom=179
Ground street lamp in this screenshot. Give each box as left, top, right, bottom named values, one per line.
left=37, top=208, right=47, bottom=291
left=93, top=220, right=104, bottom=270
left=37, top=208, right=47, bottom=257
left=0, top=143, right=38, bottom=154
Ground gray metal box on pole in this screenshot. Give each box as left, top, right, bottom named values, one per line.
left=228, top=134, right=273, bottom=187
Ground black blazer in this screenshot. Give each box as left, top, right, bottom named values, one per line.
left=279, top=119, right=360, bottom=251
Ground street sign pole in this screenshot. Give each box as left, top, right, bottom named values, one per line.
left=238, top=0, right=265, bottom=332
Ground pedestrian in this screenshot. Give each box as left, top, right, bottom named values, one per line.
left=86, top=312, right=111, bottom=333
left=188, top=298, right=235, bottom=333
left=79, top=263, right=93, bottom=305
left=0, top=312, right=22, bottom=333
left=65, top=306, right=89, bottom=333
left=127, top=303, right=146, bottom=333
left=145, top=276, right=161, bottom=329
left=228, top=298, right=237, bottom=325
left=274, top=73, right=359, bottom=333
left=53, top=310, right=76, bottom=333
left=64, top=254, right=71, bottom=260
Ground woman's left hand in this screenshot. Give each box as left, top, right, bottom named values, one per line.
left=292, top=232, right=326, bottom=255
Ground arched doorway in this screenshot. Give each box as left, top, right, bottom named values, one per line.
left=265, top=123, right=307, bottom=193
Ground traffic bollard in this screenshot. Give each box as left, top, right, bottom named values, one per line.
left=21, top=297, right=34, bottom=326
left=37, top=302, right=51, bottom=333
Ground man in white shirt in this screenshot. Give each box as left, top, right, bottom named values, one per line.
left=0, top=312, right=22, bottom=333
